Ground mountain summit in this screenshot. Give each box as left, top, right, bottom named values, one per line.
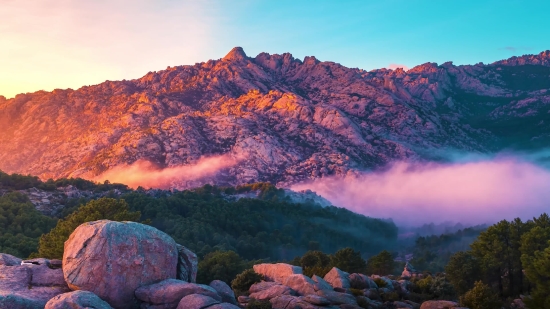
left=1, top=48, right=549, bottom=188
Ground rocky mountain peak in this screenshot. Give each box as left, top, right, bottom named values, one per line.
left=223, top=46, right=248, bottom=62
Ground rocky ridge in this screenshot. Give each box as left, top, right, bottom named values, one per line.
left=1, top=48, right=549, bottom=188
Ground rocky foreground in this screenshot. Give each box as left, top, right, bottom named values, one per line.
left=1, top=48, right=549, bottom=188
left=0, top=220, right=466, bottom=309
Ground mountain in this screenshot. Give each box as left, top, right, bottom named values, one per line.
left=1, top=48, right=549, bottom=188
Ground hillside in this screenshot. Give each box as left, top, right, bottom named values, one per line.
left=1, top=48, right=549, bottom=188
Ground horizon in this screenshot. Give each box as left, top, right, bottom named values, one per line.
left=2, top=0, right=550, bottom=99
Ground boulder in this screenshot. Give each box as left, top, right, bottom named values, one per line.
left=63, top=220, right=178, bottom=309
left=237, top=296, right=250, bottom=303
left=249, top=284, right=295, bottom=300
left=209, top=280, right=237, bottom=304
left=176, top=244, right=198, bottom=283
left=311, top=275, right=333, bottom=291
left=207, top=304, right=241, bottom=309
left=176, top=294, right=219, bottom=309
left=45, top=290, right=113, bottom=309
left=394, top=301, right=414, bottom=309
left=349, top=273, right=377, bottom=289
left=282, top=274, right=316, bottom=296
left=135, top=279, right=221, bottom=308
left=316, top=290, right=357, bottom=305
left=302, top=294, right=331, bottom=306
left=339, top=305, right=362, bottom=309
left=253, top=263, right=303, bottom=283
left=270, top=295, right=322, bottom=309
left=0, top=253, right=22, bottom=266
left=323, top=267, right=350, bottom=289
left=250, top=281, right=280, bottom=293
left=419, top=300, right=460, bottom=309
left=0, top=260, right=70, bottom=309
left=401, top=262, right=418, bottom=279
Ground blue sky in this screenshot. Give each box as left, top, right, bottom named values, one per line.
left=1, top=0, right=548, bottom=98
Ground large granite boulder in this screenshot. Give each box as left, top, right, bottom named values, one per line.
left=420, top=300, right=461, bottom=309
left=63, top=220, right=178, bottom=309
left=253, top=263, right=302, bottom=283
left=176, top=294, right=219, bottom=309
left=209, top=280, right=237, bottom=304
left=176, top=244, right=198, bottom=283
left=249, top=281, right=280, bottom=293
left=311, top=275, right=333, bottom=291
left=45, top=290, right=113, bottom=309
left=0, top=253, right=22, bottom=266
left=316, top=290, right=357, bottom=305
left=349, top=273, right=377, bottom=289
left=282, top=274, right=316, bottom=296
left=249, top=284, right=295, bottom=300
left=135, top=279, right=221, bottom=308
left=270, top=295, right=323, bottom=309
left=323, top=267, right=350, bottom=289
left=0, top=259, right=70, bottom=309
left=207, top=304, right=241, bottom=309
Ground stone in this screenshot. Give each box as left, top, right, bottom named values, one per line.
left=302, top=295, right=331, bottom=306
left=63, top=220, right=179, bottom=309
left=250, top=281, right=280, bottom=293
left=207, top=304, right=241, bottom=309
left=0, top=261, right=70, bottom=309
left=176, top=294, right=219, bottom=309
left=0, top=253, right=22, bottom=266
left=282, top=274, right=316, bottom=296
left=394, top=301, right=413, bottom=309
left=401, top=262, right=418, bottom=279
left=237, top=296, right=250, bottom=303
left=316, top=290, right=357, bottom=305
left=349, top=273, right=377, bottom=289
left=324, top=267, right=350, bottom=289
left=270, top=295, right=322, bottom=309
left=311, top=275, right=333, bottom=291
left=176, top=244, right=198, bottom=283
left=419, top=300, right=460, bottom=309
left=249, top=284, right=295, bottom=300
left=253, top=263, right=303, bottom=283
left=135, top=279, right=221, bottom=308
left=209, top=280, right=237, bottom=304
left=45, top=290, right=113, bottom=309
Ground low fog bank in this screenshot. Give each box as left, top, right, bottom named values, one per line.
left=291, top=157, right=550, bottom=226
left=92, top=154, right=239, bottom=189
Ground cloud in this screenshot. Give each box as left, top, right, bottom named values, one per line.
left=499, top=46, right=533, bottom=52
left=291, top=159, right=550, bottom=226
left=388, top=63, right=409, bottom=71
left=92, top=154, right=239, bottom=189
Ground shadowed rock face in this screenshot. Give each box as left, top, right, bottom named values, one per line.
left=1, top=48, right=549, bottom=188
left=62, top=220, right=178, bottom=309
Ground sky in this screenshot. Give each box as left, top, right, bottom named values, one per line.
left=1, top=0, right=549, bottom=99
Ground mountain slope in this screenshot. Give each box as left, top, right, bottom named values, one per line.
left=1, top=48, right=549, bottom=187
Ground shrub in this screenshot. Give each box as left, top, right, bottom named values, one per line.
left=331, top=247, right=367, bottom=274
left=35, top=198, right=141, bottom=259
left=380, top=291, right=399, bottom=302
left=246, top=299, right=272, bottom=309
left=350, top=288, right=364, bottom=297
left=231, top=269, right=263, bottom=295
left=372, top=277, right=387, bottom=288
left=366, top=250, right=395, bottom=276
left=197, top=250, right=247, bottom=284
left=460, top=281, right=501, bottom=309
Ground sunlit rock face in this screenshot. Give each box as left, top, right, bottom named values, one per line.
left=1, top=48, right=549, bottom=188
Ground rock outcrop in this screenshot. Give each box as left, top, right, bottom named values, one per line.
left=2, top=48, right=550, bottom=188
left=253, top=263, right=303, bottom=283
left=176, top=244, right=198, bottom=283
left=45, top=291, right=113, bottom=309
left=63, top=220, right=178, bottom=309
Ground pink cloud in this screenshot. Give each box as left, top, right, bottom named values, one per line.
left=92, top=154, right=239, bottom=189
left=388, top=63, right=409, bottom=71
left=291, top=159, right=550, bottom=225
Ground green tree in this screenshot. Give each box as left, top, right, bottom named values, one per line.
left=460, top=281, right=501, bottom=309
left=445, top=251, right=481, bottom=295
left=366, top=250, right=394, bottom=276
left=197, top=250, right=247, bottom=284
left=299, top=250, right=332, bottom=277
left=331, top=247, right=367, bottom=274
left=231, top=269, right=263, bottom=295
left=35, top=198, right=141, bottom=259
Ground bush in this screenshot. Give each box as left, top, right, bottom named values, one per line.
left=350, top=288, right=364, bottom=296
left=331, top=247, right=367, bottom=274
left=372, top=278, right=387, bottom=288
left=246, top=299, right=272, bottom=309
left=35, top=198, right=141, bottom=259
left=380, top=291, right=399, bottom=302
left=197, top=250, right=247, bottom=284
left=460, top=281, right=501, bottom=309
left=366, top=250, right=395, bottom=276
left=231, top=269, right=263, bottom=295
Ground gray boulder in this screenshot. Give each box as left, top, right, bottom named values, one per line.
left=311, top=275, right=333, bottom=291
left=282, top=274, right=316, bottom=296
left=249, top=281, right=280, bottom=293
left=0, top=253, right=22, bottom=266
left=176, top=244, right=198, bottom=283
left=323, top=267, right=350, bottom=289
left=63, top=220, right=178, bottom=309
left=207, top=304, right=241, bottom=309
left=302, top=295, right=331, bottom=306
left=316, top=290, right=357, bottom=305
left=176, top=294, right=219, bottom=309
left=45, top=290, right=113, bottom=309
left=0, top=259, right=70, bottom=309
left=349, top=273, right=377, bottom=289
left=270, top=295, right=323, bottom=309
left=249, top=284, right=295, bottom=300
left=136, top=279, right=221, bottom=308
left=253, top=263, right=302, bottom=283
left=209, top=280, right=237, bottom=304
